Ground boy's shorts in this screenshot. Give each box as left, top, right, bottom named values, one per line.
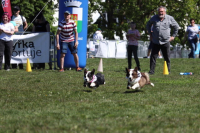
left=60, top=41, right=78, bottom=54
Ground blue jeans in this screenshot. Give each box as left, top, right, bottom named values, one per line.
left=188, top=38, right=197, bottom=58
left=60, top=41, right=77, bottom=54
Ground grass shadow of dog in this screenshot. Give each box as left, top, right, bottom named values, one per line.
left=82, top=90, right=93, bottom=93
left=123, top=90, right=144, bottom=93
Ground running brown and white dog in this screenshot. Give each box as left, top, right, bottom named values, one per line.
left=84, top=69, right=105, bottom=88
left=126, top=67, right=154, bottom=90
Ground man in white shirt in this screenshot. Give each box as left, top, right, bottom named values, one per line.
left=93, top=28, right=103, bottom=55
left=11, top=5, right=28, bottom=69
left=11, top=6, right=27, bottom=33
left=93, top=28, right=103, bottom=44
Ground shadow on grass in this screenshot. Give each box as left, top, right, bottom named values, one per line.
left=82, top=90, right=93, bottom=93
left=123, top=90, right=144, bottom=93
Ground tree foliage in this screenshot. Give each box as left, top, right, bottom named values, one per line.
left=0, top=0, right=58, bottom=34
left=88, top=0, right=200, bottom=45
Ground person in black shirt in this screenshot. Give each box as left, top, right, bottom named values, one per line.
left=32, top=12, right=52, bottom=69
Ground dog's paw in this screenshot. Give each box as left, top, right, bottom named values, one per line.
left=150, top=83, right=154, bottom=87
left=131, top=86, right=137, bottom=90
left=127, top=85, right=132, bottom=89
left=90, top=83, right=95, bottom=87
left=127, top=86, right=132, bottom=89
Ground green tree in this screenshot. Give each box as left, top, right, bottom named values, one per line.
left=87, top=2, right=99, bottom=39
left=1, top=0, right=58, bottom=34
left=88, top=0, right=200, bottom=46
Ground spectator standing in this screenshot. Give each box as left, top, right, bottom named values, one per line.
left=3, top=12, right=18, bottom=33
left=0, top=13, right=15, bottom=71
left=56, top=10, right=82, bottom=72
left=93, top=28, right=103, bottom=42
left=144, top=25, right=162, bottom=59
left=3, top=12, right=18, bottom=70
left=32, top=12, right=52, bottom=70
left=93, top=28, right=103, bottom=55
left=146, top=6, right=179, bottom=74
left=126, top=22, right=141, bottom=70
left=183, top=19, right=200, bottom=58
left=11, top=5, right=28, bottom=69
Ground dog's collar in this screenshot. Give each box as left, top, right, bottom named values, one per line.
left=90, top=75, right=97, bottom=83
left=137, top=71, right=141, bottom=78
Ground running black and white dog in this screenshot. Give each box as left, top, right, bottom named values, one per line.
left=84, top=69, right=105, bottom=88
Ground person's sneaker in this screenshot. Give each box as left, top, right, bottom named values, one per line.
left=147, top=56, right=150, bottom=58
left=59, top=69, right=64, bottom=72
left=76, top=67, right=82, bottom=72
left=158, top=56, right=162, bottom=59
left=6, top=69, right=10, bottom=71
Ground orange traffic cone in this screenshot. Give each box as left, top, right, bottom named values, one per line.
left=26, top=58, right=32, bottom=72
left=97, top=58, right=103, bottom=72
left=163, top=61, right=169, bottom=75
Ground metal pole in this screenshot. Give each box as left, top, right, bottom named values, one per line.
left=22, top=0, right=51, bottom=35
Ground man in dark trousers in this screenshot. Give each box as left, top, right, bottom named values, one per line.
left=146, top=6, right=179, bottom=74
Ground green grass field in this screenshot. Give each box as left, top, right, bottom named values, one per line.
left=0, top=58, right=200, bottom=133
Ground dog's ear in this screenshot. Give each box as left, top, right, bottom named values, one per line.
left=134, top=67, right=138, bottom=72
left=126, top=68, right=130, bottom=73
left=91, top=69, right=95, bottom=75
left=84, top=69, right=87, bottom=74
left=126, top=68, right=129, bottom=77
